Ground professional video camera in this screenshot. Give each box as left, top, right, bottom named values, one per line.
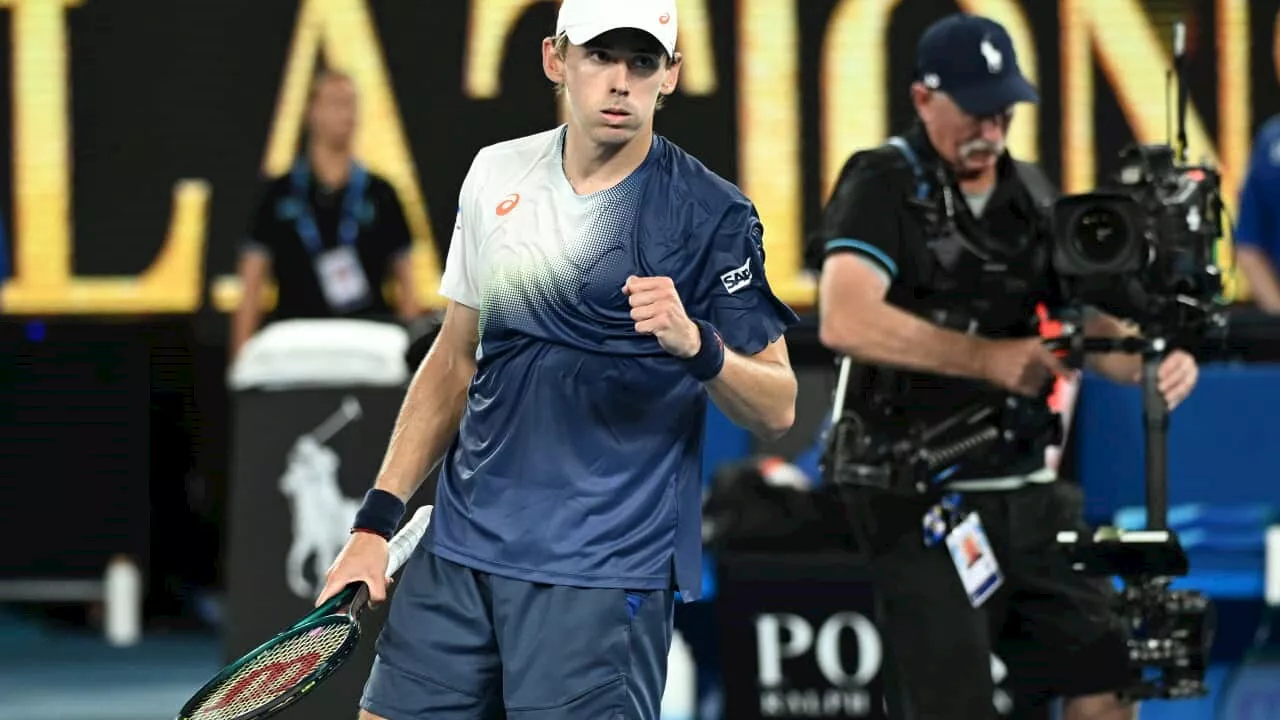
left=1048, top=24, right=1229, bottom=347
left=1050, top=143, right=1226, bottom=338
left=824, top=22, right=1216, bottom=702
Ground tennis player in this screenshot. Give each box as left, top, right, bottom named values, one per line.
left=316, top=1, right=801, bottom=718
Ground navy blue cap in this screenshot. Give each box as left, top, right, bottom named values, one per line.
left=916, top=14, right=1038, bottom=117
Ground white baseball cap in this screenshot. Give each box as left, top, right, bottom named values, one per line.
left=555, top=0, right=679, bottom=58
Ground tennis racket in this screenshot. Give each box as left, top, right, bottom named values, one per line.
left=176, top=505, right=433, bottom=720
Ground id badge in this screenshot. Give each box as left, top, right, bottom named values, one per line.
left=945, top=513, right=1003, bottom=608
left=315, top=246, right=372, bottom=312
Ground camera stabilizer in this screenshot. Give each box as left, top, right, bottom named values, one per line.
left=1043, top=18, right=1224, bottom=699
left=1046, top=324, right=1214, bottom=701
left=823, top=361, right=1057, bottom=497
left=823, top=325, right=1214, bottom=701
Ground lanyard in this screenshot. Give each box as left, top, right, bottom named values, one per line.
left=290, top=159, right=369, bottom=256
left=923, top=492, right=964, bottom=547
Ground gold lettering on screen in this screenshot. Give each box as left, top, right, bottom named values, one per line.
left=0, top=0, right=1256, bottom=314
left=464, top=0, right=546, bottom=100
left=820, top=0, right=903, bottom=203
left=671, top=0, right=717, bottom=95
left=1060, top=0, right=1094, bottom=196
left=739, top=0, right=810, bottom=303
left=0, top=0, right=210, bottom=314
left=212, top=0, right=441, bottom=312
left=1215, top=0, right=1248, bottom=296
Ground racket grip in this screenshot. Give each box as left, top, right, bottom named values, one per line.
left=385, top=505, right=433, bottom=576
left=349, top=582, right=372, bottom=617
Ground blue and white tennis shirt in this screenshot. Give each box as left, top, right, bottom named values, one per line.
left=428, top=126, right=798, bottom=601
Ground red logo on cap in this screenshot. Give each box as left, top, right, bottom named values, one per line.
left=659, top=12, right=671, bottom=24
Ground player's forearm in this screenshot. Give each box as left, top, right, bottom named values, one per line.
left=705, top=349, right=797, bottom=440
left=819, top=301, right=987, bottom=381
left=1236, top=248, right=1280, bottom=312
left=372, top=346, right=474, bottom=503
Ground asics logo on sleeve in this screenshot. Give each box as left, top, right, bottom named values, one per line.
left=720, top=258, right=752, bottom=294
left=496, top=193, right=521, bottom=216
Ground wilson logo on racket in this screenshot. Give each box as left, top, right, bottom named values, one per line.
left=203, top=654, right=322, bottom=712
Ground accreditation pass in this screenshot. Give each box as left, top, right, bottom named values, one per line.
left=945, top=513, right=1003, bottom=608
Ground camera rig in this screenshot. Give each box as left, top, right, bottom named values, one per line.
left=1047, top=22, right=1222, bottom=699
left=823, top=328, right=1213, bottom=700
left=822, top=363, right=1058, bottom=497
left=1048, top=23, right=1230, bottom=354
left=824, top=22, right=1222, bottom=702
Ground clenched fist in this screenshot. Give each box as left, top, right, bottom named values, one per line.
left=623, top=275, right=700, bottom=358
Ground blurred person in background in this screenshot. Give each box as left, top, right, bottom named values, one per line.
left=1231, top=115, right=1280, bottom=313
left=811, top=13, right=1198, bottom=720
left=231, top=69, right=421, bottom=359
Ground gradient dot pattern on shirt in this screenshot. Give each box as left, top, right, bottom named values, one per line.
left=480, top=171, right=643, bottom=338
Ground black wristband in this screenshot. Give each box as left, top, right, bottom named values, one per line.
left=684, top=319, right=726, bottom=382
left=352, top=489, right=406, bottom=540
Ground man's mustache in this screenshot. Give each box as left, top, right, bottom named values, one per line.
left=959, top=138, right=1004, bottom=159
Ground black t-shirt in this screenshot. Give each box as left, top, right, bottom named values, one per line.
left=243, top=163, right=412, bottom=323
left=810, top=124, right=1063, bottom=478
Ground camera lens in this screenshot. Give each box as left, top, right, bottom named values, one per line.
left=1071, top=207, right=1130, bottom=265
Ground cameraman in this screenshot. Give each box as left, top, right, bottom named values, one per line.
left=812, top=14, right=1199, bottom=720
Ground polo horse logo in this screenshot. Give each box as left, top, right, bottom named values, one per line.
left=980, top=38, right=1003, bottom=74
left=279, top=396, right=364, bottom=599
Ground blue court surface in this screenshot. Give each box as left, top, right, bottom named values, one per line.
left=0, top=603, right=1252, bottom=720
left=0, top=609, right=220, bottom=720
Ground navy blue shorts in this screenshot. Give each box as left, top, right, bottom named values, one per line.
left=360, top=544, right=676, bottom=720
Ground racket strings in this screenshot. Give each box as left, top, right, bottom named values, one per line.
left=188, top=622, right=353, bottom=720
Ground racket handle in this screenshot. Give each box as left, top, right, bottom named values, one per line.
left=386, top=505, right=433, bottom=576
left=349, top=582, right=372, bottom=617
left=308, top=583, right=360, bottom=622
left=307, top=506, right=432, bottom=624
